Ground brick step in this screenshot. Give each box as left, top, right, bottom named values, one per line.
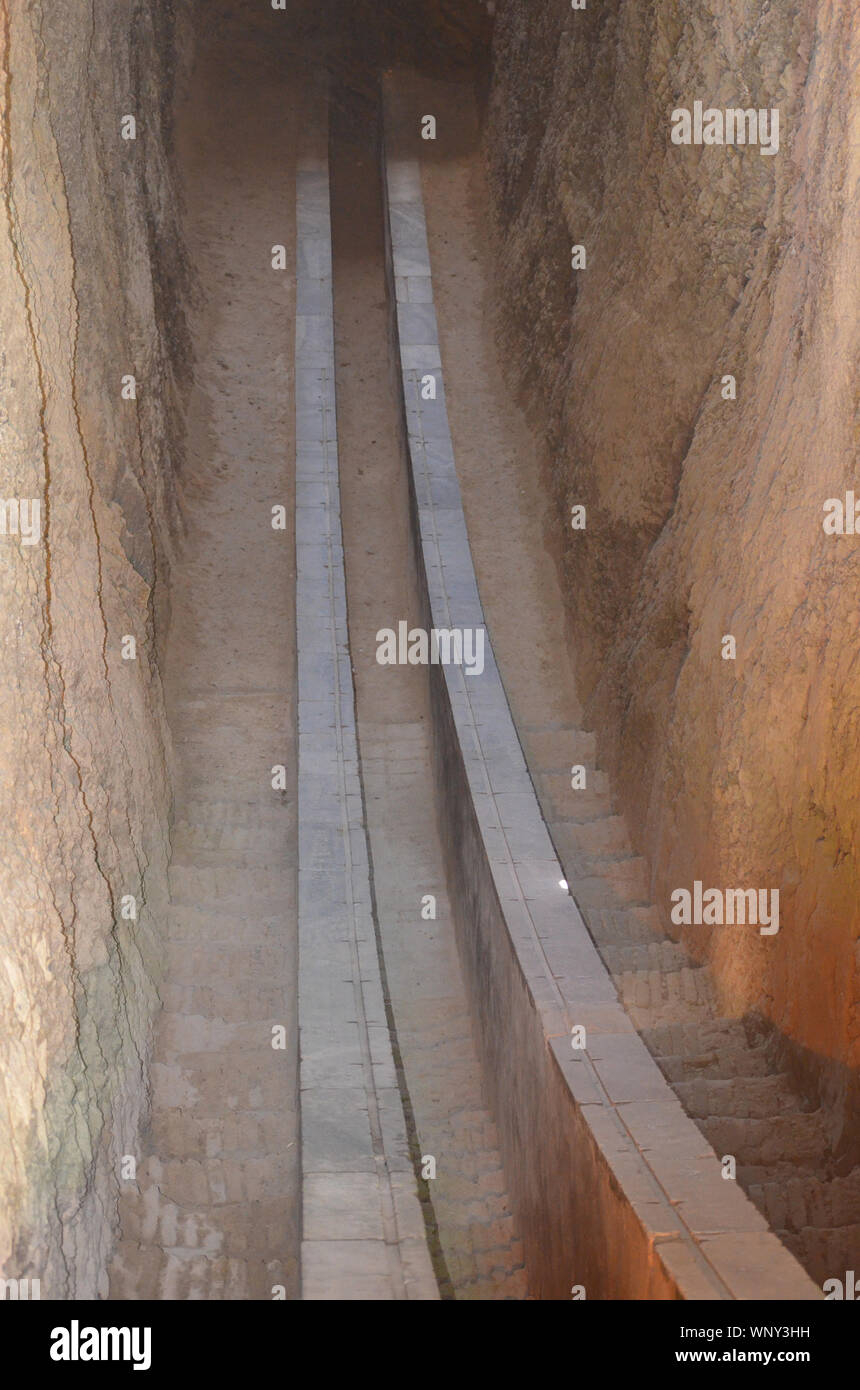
left=178, top=779, right=292, bottom=810
left=109, top=1237, right=289, bottom=1300
left=584, top=904, right=666, bottom=947
left=168, top=865, right=294, bottom=903
left=656, top=1043, right=773, bottom=1083
left=672, top=1073, right=802, bottom=1120
left=523, top=726, right=597, bottom=772
left=164, top=940, right=292, bottom=980
left=149, top=1055, right=290, bottom=1115
left=170, top=844, right=289, bottom=868
left=615, top=964, right=717, bottom=1023
left=157, top=1011, right=293, bottom=1053
left=171, top=814, right=290, bottom=850
left=600, top=939, right=690, bottom=975
left=561, top=851, right=650, bottom=888
left=698, top=1111, right=830, bottom=1170
left=167, top=890, right=294, bottom=914
left=553, top=813, right=633, bottom=862
left=538, top=769, right=611, bottom=821
left=570, top=857, right=651, bottom=910
left=164, top=923, right=291, bottom=947
left=149, top=1107, right=295, bottom=1162
left=641, top=1018, right=771, bottom=1072
left=777, top=1225, right=860, bottom=1290
left=127, top=1155, right=294, bottom=1209
left=742, top=1166, right=860, bottom=1231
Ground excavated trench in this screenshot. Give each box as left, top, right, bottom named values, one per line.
left=1, top=0, right=857, bottom=1301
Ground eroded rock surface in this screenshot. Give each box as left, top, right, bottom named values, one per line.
left=488, top=0, right=860, bottom=1136
left=0, top=0, right=193, bottom=1296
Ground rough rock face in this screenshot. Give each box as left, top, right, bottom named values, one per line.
left=0, top=0, right=193, bottom=1296
left=487, top=0, right=859, bottom=1140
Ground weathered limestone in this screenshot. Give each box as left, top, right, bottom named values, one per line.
left=0, top=0, right=194, bottom=1298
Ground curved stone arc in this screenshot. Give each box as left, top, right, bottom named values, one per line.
left=380, top=81, right=820, bottom=1303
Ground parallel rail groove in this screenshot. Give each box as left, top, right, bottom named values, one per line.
left=294, top=79, right=823, bottom=1301
left=295, top=83, right=437, bottom=1302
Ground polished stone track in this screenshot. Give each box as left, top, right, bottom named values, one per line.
left=294, top=84, right=437, bottom=1301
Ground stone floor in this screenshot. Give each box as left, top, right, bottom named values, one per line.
left=109, top=16, right=299, bottom=1300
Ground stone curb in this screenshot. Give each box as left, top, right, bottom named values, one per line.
left=295, top=86, right=438, bottom=1301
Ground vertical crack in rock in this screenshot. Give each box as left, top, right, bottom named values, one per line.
left=0, top=0, right=190, bottom=1297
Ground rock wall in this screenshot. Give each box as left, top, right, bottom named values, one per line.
left=0, top=0, right=193, bottom=1296
left=487, top=0, right=859, bottom=1138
